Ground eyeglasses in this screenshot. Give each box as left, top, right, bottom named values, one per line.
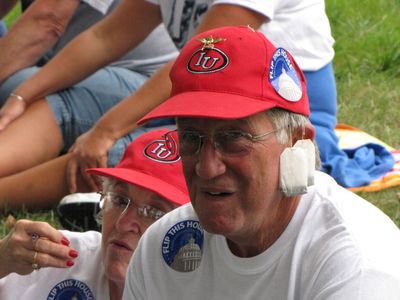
left=164, top=128, right=278, bottom=157
left=99, top=192, right=166, bottom=222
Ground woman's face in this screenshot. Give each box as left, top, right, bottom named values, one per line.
left=101, top=182, right=175, bottom=284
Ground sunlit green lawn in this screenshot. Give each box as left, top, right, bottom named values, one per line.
left=327, top=0, right=400, bottom=227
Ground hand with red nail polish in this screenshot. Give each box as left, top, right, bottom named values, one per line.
left=0, top=220, right=80, bottom=279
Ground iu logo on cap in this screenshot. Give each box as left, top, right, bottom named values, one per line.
left=144, top=139, right=181, bottom=163
left=187, top=36, right=229, bottom=74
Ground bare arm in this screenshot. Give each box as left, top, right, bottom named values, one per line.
left=10, top=0, right=162, bottom=104
left=0, top=0, right=18, bottom=19
left=0, top=0, right=81, bottom=84
left=194, top=3, right=267, bottom=33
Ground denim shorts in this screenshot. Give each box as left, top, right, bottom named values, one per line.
left=0, top=66, right=175, bottom=166
left=0, top=20, right=7, bottom=37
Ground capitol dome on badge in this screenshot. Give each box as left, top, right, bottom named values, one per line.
left=277, top=68, right=302, bottom=102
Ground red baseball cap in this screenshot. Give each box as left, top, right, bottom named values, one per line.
left=87, top=129, right=189, bottom=206
left=139, top=25, right=309, bottom=125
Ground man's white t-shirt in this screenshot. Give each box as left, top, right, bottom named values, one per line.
left=124, top=171, right=400, bottom=300
left=146, top=0, right=334, bottom=70
left=0, top=231, right=108, bottom=300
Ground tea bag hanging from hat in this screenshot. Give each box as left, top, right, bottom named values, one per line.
left=279, top=139, right=315, bottom=197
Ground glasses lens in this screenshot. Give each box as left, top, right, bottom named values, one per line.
left=179, top=131, right=201, bottom=155
left=215, top=131, right=252, bottom=155
left=172, top=129, right=254, bottom=156
left=169, top=130, right=201, bottom=155
left=105, top=192, right=130, bottom=215
left=103, top=192, right=167, bottom=222
left=138, top=205, right=166, bottom=221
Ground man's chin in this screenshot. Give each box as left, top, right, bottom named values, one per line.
left=198, top=215, right=236, bottom=235
left=104, top=260, right=128, bottom=283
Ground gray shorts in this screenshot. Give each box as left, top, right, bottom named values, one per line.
left=0, top=66, right=175, bottom=166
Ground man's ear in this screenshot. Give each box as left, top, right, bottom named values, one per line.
left=292, top=122, right=315, bottom=144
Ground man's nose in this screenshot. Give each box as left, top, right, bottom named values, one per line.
left=195, top=140, right=226, bottom=179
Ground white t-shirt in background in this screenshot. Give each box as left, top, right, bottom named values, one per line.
left=146, top=0, right=334, bottom=70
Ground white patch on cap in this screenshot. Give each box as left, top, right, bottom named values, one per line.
left=269, top=48, right=302, bottom=102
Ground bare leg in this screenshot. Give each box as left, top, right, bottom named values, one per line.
left=0, top=99, right=63, bottom=177
left=0, top=154, right=92, bottom=211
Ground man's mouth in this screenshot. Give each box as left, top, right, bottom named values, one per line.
left=206, top=191, right=230, bottom=196
left=111, top=240, right=133, bottom=251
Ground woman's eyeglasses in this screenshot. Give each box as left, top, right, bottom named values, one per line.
left=99, top=192, right=166, bottom=222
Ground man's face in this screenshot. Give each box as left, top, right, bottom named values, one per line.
left=177, top=112, right=289, bottom=249
left=101, top=182, right=175, bottom=283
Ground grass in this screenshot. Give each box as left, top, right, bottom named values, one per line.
left=1, top=0, right=399, bottom=237
left=326, top=0, right=400, bottom=227
left=329, top=0, right=400, bottom=147
left=4, top=2, right=20, bottom=27
left=0, top=210, right=60, bottom=237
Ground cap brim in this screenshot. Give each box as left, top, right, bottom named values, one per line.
left=138, top=91, right=276, bottom=125
left=87, top=168, right=188, bottom=206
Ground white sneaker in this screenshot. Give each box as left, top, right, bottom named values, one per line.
left=56, top=193, right=101, bottom=232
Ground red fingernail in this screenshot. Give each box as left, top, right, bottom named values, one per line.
left=61, top=238, right=70, bottom=246
left=69, top=249, right=79, bottom=258
left=66, top=260, right=74, bottom=267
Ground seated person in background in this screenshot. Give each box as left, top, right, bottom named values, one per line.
left=0, top=0, right=384, bottom=201
left=123, top=26, right=400, bottom=300
left=0, top=0, right=177, bottom=176
left=0, top=128, right=189, bottom=300
left=0, top=0, right=177, bottom=86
